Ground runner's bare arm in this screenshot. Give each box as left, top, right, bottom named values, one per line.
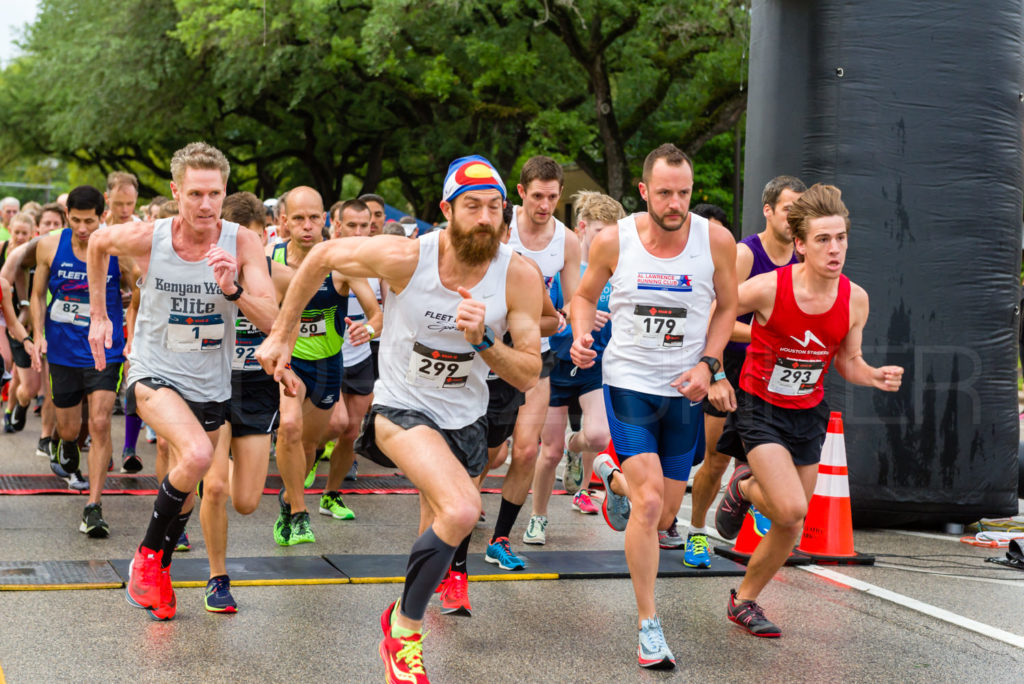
left=473, top=255, right=543, bottom=392
left=558, top=224, right=582, bottom=315
left=834, top=284, right=904, bottom=391
left=229, top=228, right=279, bottom=334
left=258, top=235, right=417, bottom=380
left=569, top=226, right=617, bottom=368
left=1, top=277, right=33, bottom=361
left=0, top=238, right=41, bottom=302
left=520, top=255, right=561, bottom=337
left=86, top=222, right=155, bottom=369
left=730, top=241, right=755, bottom=342
left=736, top=271, right=778, bottom=323
left=341, top=275, right=383, bottom=346
left=118, top=257, right=142, bottom=356
left=28, top=235, right=57, bottom=370
left=671, top=224, right=738, bottom=401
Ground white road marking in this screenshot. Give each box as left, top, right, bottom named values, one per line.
left=801, top=565, right=1024, bottom=650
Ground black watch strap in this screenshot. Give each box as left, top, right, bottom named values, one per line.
left=699, top=355, right=721, bottom=375
left=224, top=280, right=244, bottom=302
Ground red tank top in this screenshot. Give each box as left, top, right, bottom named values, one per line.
left=739, top=265, right=851, bottom=409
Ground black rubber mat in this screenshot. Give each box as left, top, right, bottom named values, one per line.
left=713, top=544, right=812, bottom=566
left=0, top=473, right=561, bottom=496
left=0, top=560, right=121, bottom=588
left=110, top=555, right=345, bottom=586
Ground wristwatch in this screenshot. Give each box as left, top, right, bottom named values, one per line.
left=712, top=371, right=727, bottom=383
left=472, top=325, right=496, bottom=352
left=699, top=356, right=721, bottom=375
left=223, top=280, right=244, bottom=301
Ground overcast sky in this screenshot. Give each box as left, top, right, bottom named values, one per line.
left=0, top=0, right=39, bottom=67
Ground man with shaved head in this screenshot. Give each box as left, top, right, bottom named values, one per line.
left=267, top=186, right=381, bottom=546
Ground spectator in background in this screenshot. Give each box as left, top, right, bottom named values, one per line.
left=36, top=203, right=67, bottom=235
left=104, top=172, right=140, bottom=226
left=358, top=193, right=387, bottom=237
left=1, top=197, right=21, bottom=241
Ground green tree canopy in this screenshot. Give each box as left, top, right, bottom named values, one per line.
left=0, top=0, right=748, bottom=221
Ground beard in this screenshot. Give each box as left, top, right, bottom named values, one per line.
left=648, top=207, right=686, bottom=232
left=449, top=221, right=501, bottom=266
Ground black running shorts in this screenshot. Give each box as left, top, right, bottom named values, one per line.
left=49, top=362, right=122, bottom=409
left=127, top=376, right=229, bottom=432
left=717, top=388, right=830, bottom=467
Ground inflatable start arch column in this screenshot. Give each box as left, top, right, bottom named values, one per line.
left=742, top=1, right=1024, bottom=526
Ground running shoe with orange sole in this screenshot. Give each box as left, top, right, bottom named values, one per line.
left=125, top=546, right=163, bottom=611
left=439, top=571, right=471, bottom=617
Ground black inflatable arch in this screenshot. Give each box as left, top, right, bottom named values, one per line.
left=742, top=0, right=1023, bottom=526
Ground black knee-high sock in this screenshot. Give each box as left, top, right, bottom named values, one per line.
left=161, top=509, right=193, bottom=568
left=141, top=477, right=187, bottom=552
left=491, top=497, right=522, bottom=543
left=450, top=532, right=472, bottom=575
left=400, top=526, right=456, bottom=621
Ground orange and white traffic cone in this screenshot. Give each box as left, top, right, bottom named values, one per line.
left=796, top=412, right=874, bottom=565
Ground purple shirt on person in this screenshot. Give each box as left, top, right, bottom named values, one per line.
left=725, top=233, right=799, bottom=354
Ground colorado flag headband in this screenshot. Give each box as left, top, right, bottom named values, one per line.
left=442, top=155, right=507, bottom=204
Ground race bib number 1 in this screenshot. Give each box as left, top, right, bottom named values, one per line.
left=50, top=294, right=90, bottom=327
left=406, top=341, right=475, bottom=389
left=632, top=304, right=686, bottom=348
left=166, top=314, right=225, bottom=352
left=767, top=358, right=825, bottom=396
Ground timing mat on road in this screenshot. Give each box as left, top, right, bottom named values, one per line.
left=1, top=549, right=745, bottom=590
left=0, top=473, right=546, bottom=496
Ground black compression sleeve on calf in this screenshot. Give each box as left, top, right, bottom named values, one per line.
left=141, top=476, right=188, bottom=552
left=161, top=509, right=193, bottom=568
left=400, top=526, right=457, bottom=622
left=451, top=532, right=472, bottom=575
left=491, top=497, right=522, bottom=543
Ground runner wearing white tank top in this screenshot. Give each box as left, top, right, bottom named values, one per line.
left=257, top=154, right=543, bottom=680
left=569, top=145, right=739, bottom=670
left=86, top=143, right=281, bottom=623
left=486, top=156, right=581, bottom=573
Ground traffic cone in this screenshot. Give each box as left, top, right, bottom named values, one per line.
left=714, top=505, right=809, bottom=566
left=796, top=412, right=874, bottom=565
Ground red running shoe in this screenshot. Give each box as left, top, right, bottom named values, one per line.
left=148, top=565, right=177, bottom=621
left=379, top=601, right=430, bottom=683
left=125, top=546, right=163, bottom=610
left=439, top=571, right=471, bottom=616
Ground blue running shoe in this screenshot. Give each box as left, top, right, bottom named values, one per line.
left=484, top=537, right=526, bottom=570
left=638, top=615, right=675, bottom=670
left=204, top=575, right=237, bottom=613
left=175, top=531, right=191, bottom=552
left=750, top=505, right=772, bottom=536
left=683, top=532, right=712, bottom=568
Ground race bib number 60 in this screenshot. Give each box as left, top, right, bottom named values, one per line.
left=632, top=304, right=686, bottom=348
left=406, top=341, right=475, bottom=389
left=767, top=358, right=825, bottom=396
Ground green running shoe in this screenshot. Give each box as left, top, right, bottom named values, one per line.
left=273, top=506, right=291, bottom=547
left=319, top=491, right=355, bottom=520
left=288, top=511, right=315, bottom=545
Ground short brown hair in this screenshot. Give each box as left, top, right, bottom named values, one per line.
left=572, top=191, right=625, bottom=225
left=157, top=201, right=179, bottom=219
left=642, top=143, right=693, bottom=182
left=519, top=156, right=563, bottom=189
left=170, top=142, right=230, bottom=186
left=38, top=202, right=66, bottom=226
left=106, top=171, right=139, bottom=194
left=761, top=175, right=807, bottom=209
left=331, top=198, right=369, bottom=222
left=786, top=183, right=850, bottom=243
left=222, top=192, right=265, bottom=227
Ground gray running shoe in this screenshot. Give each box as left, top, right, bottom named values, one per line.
left=522, top=515, right=547, bottom=545
left=658, top=519, right=684, bottom=549
left=562, top=423, right=584, bottom=495
left=594, top=453, right=629, bottom=532
left=637, top=615, right=675, bottom=669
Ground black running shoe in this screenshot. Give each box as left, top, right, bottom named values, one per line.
left=727, top=589, right=781, bottom=638
left=10, top=402, right=27, bottom=432
left=35, top=437, right=51, bottom=459
left=121, top=448, right=143, bottom=474
left=80, top=503, right=109, bottom=538
left=113, top=396, right=124, bottom=416
left=715, top=464, right=752, bottom=540
left=3, top=411, right=12, bottom=433
left=56, top=439, right=81, bottom=477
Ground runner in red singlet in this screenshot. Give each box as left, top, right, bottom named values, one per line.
left=712, top=183, right=903, bottom=638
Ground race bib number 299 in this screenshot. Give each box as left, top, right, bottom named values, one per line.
left=406, top=342, right=475, bottom=389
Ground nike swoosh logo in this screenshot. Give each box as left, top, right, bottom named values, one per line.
left=690, top=401, right=702, bottom=407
